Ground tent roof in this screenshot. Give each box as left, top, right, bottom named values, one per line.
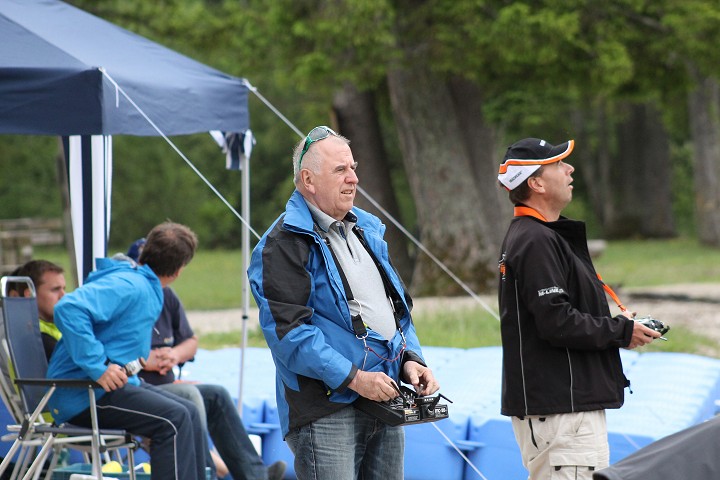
left=0, top=0, right=249, bottom=136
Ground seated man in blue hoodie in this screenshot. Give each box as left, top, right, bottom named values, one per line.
left=46, top=222, right=211, bottom=480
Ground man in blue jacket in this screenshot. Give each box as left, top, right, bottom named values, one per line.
left=47, top=222, right=211, bottom=480
left=248, top=126, right=439, bottom=480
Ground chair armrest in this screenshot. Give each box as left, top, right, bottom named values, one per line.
left=15, top=378, right=102, bottom=389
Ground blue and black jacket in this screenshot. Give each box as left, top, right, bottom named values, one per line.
left=248, top=190, right=426, bottom=437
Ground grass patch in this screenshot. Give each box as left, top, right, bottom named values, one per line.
left=171, top=249, right=245, bottom=310
left=198, top=308, right=715, bottom=358
left=33, top=239, right=720, bottom=357
left=593, top=237, right=720, bottom=287
left=199, top=328, right=268, bottom=350
left=38, top=236, right=720, bottom=310
left=641, top=325, right=720, bottom=357
left=412, top=308, right=501, bottom=349
left=198, top=307, right=503, bottom=350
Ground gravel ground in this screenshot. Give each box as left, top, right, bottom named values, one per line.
left=187, top=283, right=720, bottom=354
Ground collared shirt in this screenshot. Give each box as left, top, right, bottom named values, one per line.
left=307, top=202, right=397, bottom=340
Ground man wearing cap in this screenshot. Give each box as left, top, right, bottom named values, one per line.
left=496, top=138, right=660, bottom=479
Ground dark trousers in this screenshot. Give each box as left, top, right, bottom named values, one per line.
left=197, top=384, right=266, bottom=480
left=69, top=382, right=212, bottom=480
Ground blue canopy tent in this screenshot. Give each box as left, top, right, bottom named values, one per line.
left=0, top=0, right=251, bottom=280
left=0, top=0, right=249, bottom=137
left=0, top=0, right=256, bottom=411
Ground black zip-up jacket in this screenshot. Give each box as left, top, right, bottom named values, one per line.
left=498, top=214, right=634, bottom=417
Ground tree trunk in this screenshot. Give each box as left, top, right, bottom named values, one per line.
left=447, top=77, right=510, bottom=235
left=386, top=64, right=501, bottom=295
left=688, top=71, right=720, bottom=246
left=607, top=101, right=676, bottom=238
left=332, top=83, right=414, bottom=282
left=573, top=102, right=613, bottom=228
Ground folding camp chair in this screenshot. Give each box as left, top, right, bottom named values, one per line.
left=0, top=276, right=138, bottom=480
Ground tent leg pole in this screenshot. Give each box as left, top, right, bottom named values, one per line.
left=239, top=146, right=251, bottom=419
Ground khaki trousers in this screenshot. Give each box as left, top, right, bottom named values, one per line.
left=511, top=410, right=609, bottom=480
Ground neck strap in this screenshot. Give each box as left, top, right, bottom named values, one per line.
left=597, top=274, right=628, bottom=313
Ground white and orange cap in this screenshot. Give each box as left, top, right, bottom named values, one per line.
left=498, top=138, right=575, bottom=190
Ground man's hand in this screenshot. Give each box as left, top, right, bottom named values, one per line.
left=348, top=370, right=401, bottom=402
left=160, top=347, right=183, bottom=370
left=96, top=363, right=128, bottom=392
left=403, top=361, right=440, bottom=396
left=143, top=347, right=173, bottom=374
left=627, top=321, right=661, bottom=349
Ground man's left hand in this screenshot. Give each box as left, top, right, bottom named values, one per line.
left=403, top=361, right=440, bottom=396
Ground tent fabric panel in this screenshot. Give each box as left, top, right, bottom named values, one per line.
left=0, top=0, right=250, bottom=136
left=100, top=74, right=250, bottom=136
left=0, top=13, right=87, bottom=68
left=63, top=135, right=111, bottom=285
left=1, top=0, right=232, bottom=81
left=593, top=416, right=720, bottom=480
left=0, top=68, right=103, bottom=136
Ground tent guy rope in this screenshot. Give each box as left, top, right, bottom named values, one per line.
left=101, top=68, right=260, bottom=240
left=105, top=67, right=500, bottom=321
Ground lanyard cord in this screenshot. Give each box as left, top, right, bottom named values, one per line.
left=316, top=225, right=408, bottom=367
left=597, top=274, right=628, bottom=313
left=514, top=206, right=629, bottom=313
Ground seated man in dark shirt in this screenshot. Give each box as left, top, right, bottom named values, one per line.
left=126, top=239, right=286, bottom=480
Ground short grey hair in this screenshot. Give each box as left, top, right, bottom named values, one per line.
left=292, top=134, right=351, bottom=185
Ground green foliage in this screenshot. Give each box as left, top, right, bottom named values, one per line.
left=6, top=0, right=720, bottom=254
left=662, top=1, right=720, bottom=77
left=108, top=134, right=243, bottom=250
left=0, top=136, right=63, bottom=219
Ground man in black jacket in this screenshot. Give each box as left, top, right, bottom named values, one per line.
left=496, top=138, right=660, bottom=480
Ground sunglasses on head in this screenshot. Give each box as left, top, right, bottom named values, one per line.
left=299, top=126, right=337, bottom=168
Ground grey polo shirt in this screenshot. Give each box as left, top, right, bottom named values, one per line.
left=307, top=202, right=397, bottom=340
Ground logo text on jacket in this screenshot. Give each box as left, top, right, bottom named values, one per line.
left=538, top=286, right=564, bottom=297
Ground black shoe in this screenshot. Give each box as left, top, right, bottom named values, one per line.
left=267, top=460, right=287, bottom=480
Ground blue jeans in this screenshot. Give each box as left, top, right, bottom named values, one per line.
left=286, top=405, right=404, bottom=480
left=160, top=383, right=267, bottom=480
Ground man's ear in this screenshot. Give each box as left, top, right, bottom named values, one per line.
left=527, top=175, right=544, bottom=194
left=300, top=169, right=315, bottom=194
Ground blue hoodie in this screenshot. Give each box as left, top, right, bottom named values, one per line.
left=47, top=258, right=163, bottom=424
